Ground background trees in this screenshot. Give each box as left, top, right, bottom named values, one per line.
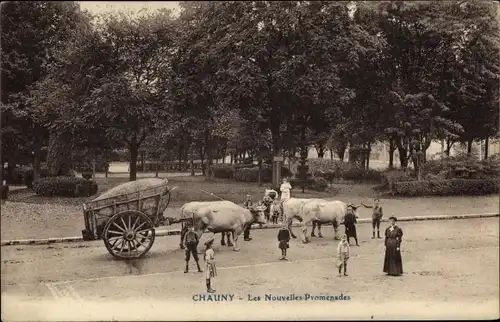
left=2, top=0, right=498, bottom=183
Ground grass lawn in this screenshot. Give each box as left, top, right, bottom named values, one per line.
left=7, top=175, right=338, bottom=208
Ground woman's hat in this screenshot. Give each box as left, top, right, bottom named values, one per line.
left=389, top=216, right=398, bottom=221
left=204, top=236, right=215, bottom=246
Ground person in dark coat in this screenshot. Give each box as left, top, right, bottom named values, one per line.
left=183, top=224, right=202, bottom=273
left=243, top=195, right=253, bottom=241
left=383, top=216, right=404, bottom=276
left=277, top=224, right=291, bottom=260
left=343, top=204, right=359, bottom=246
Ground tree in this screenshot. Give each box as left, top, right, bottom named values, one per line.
left=83, top=9, right=176, bottom=181
left=1, top=1, right=89, bottom=181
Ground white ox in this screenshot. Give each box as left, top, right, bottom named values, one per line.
left=283, top=198, right=327, bottom=240
left=179, top=201, right=266, bottom=251
left=285, top=199, right=360, bottom=244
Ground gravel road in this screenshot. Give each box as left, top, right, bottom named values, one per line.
left=1, top=218, right=498, bottom=320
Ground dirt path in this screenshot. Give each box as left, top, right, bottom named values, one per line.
left=1, top=218, right=498, bottom=320
left=1, top=194, right=498, bottom=240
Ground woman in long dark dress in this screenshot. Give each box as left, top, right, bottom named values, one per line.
left=383, top=216, right=403, bottom=276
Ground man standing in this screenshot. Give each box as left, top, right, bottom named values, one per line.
left=183, top=224, right=202, bottom=273
left=362, top=198, right=384, bottom=239
left=343, top=204, right=360, bottom=246
left=243, top=195, right=253, bottom=241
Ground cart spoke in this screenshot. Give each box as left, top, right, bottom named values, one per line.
left=133, top=237, right=148, bottom=249
left=113, top=239, right=124, bottom=251
left=110, top=237, right=121, bottom=248
left=112, top=222, right=126, bottom=232
left=127, top=241, right=132, bottom=255
left=136, top=232, right=153, bottom=240
left=134, top=221, right=147, bottom=232
left=130, top=239, right=141, bottom=252
left=131, top=215, right=140, bottom=231
left=107, top=230, right=124, bottom=235
left=128, top=215, right=132, bottom=232
left=121, top=217, right=128, bottom=231
left=118, top=240, right=126, bottom=254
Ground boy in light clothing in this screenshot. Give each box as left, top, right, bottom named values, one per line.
left=337, top=234, right=350, bottom=277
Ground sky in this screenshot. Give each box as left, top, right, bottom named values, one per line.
left=78, top=1, right=181, bottom=16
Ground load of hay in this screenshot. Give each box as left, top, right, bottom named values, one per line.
left=90, top=178, right=170, bottom=225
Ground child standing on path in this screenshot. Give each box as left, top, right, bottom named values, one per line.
left=337, top=234, right=350, bottom=276
left=204, top=236, right=217, bottom=293
left=277, top=224, right=291, bottom=260
left=362, top=198, right=384, bottom=239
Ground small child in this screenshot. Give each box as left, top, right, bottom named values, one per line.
left=243, top=195, right=253, bottom=208
left=204, top=236, right=217, bottom=293
left=337, top=234, right=350, bottom=276
left=277, top=224, right=291, bottom=260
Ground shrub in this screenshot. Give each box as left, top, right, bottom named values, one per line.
left=33, top=176, right=98, bottom=197
left=422, top=155, right=500, bottom=179
left=230, top=165, right=292, bottom=183
left=381, top=169, right=415, bottom=189
left=82, top=172, right=93, bottom=180
left=312, top=177, right=329, bottom=191
left=290, top=178, right=315, bottom=189
left=0, top=185, right=8, bottom=199
left=391, top=179, right=499, bottom=197
left=212, top=165, right=234, bottom=179
left=22, top=166, right=51, bottom=188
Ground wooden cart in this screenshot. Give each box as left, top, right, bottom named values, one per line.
left=81, top=181, right=178, bottom=259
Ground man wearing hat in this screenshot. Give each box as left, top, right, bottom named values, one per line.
left=204, top=236, right=217, bottom=293
left=182, top=223, right=202, bottom=274
left=243, top=195, right=254, bottom=241
left=343, top=203, right=360, bottom=246
left=383, top=216, right=404, bottom=276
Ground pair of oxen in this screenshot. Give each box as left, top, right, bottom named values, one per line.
left=178, top=198, right=360, bottom=251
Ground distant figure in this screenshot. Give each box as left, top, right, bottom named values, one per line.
left=242, top=195, right=253, bottom=241
left=383, top=216, right=404, bottom=276
left=204, top=236, right=217, bottom=293
left=279, top=178, right=292, bottom=222
left=337, top=234, right=350, bottom=276
left=183, top=224, right=202, bottom=274
left=277, top=224, right=291, bottom=260
left=343, top=204, right=359, bottom=246
left=362, top=198, right=384, bottom=239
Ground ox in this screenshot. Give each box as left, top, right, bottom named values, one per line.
left=179, top=201, right=234, bottom=249
left=283, top=198, right=327, bottom=240
left=180, top=201, right=266, bottom=251
left=310, top=201, right=361, bottom=240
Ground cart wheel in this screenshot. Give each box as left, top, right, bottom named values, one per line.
left=103, top=210, right=156, bottom=260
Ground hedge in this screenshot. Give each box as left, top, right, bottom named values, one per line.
left=391, top=179, right=499, bottom=197
left=212, top=164, right=292, bottom=183
left=421, top=155, right=500, bottom=179
left=33, top=176, right=98, bottom=197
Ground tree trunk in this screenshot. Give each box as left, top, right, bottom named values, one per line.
left=336, top=144, right=347, bottom=162
left=190, top=145, right=195, bottom=176
left=467, top=139, right=473, bottom=155
left=141, top=151, right=146, bottom=172
left=484, top=137, right=489, bottom=159
left=397, top=144, right=408, bottom=168
left=315, top=145, right=325, bottom=158
left=445, top=139, right=454, bottom=156
left=46, top=130, right=73, bottom=176
left=230, top=153, right=233, bottom=164
left=388, top=139, right=395, bottom=169
left=257, top=157, right=262, bottom=186
left=155, top=162, right=159, bottom=178
left=366, top=143, right=371, bottom=171
left=199, top=146, right=205, bottom=176
left=33, top=125, right=42, bottom=182
left=178, top=143, right=183, bottom=171
left=129, top=140, right=139, bottom=182
left=330, top=148, right=334, bottom=160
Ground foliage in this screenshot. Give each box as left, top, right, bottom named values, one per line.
left=391, top=179, right=499, bottom=197
left=33, top=176, right=98, bottom=197
left=214, top=165, right=292, bottom=183
left=381, top=169, right=416, bottom=189
left=421, top=155, right=500, bottom=179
